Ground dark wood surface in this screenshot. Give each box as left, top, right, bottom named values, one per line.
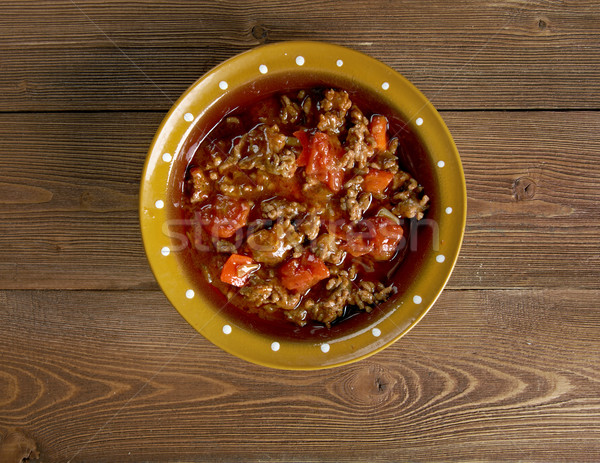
left=1, top=1, right=599, bottom=462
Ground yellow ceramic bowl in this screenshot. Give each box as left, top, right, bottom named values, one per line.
left=140, top=41, right=466, bottom=370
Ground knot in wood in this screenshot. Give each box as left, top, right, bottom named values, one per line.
left=513, top=177, right=536, bottom=201
left=339, top=363, right=396, bottom=407
left=0, top=429, right=39, bottom=462
left=251, top=23, right=268, bottom=42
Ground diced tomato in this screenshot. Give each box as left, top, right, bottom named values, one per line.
left=293, top=130, right=310, bottom=167
left=369, top=216, right=404, bottom=261
left=200, top=194, right=251, bottom=238
left=327, top=216, right=402, bottom=260
left=280, top=252, right=330, bottom=293
left=363, top=169, right=394, bottom=194
left=370, top=115, right=388, bottom=151
left=305, top=132, right=344, bottom=192
left=344, top=232, right=374, bottom=257
left=326, top=219, right=375, bottom=257
left=341, top=221, right=375, bottom=257
left=220, top=254, right=258, bottom=287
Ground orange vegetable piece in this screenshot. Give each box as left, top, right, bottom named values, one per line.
left=370, top=115, right=388, bottom=151
left=220, top=254, right=258, bottom=287
left=280, top=252, right=330, bottom=293
left=363, top=169, right=394, bottom=194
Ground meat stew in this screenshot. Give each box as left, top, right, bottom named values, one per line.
left=179, top=87, right=429, bottom=328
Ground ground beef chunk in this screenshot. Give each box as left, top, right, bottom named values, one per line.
left=247, top=219, right=303, bottom=265
left=261, top=198, right=306, bottom=221
left=217, top=170, right=264, bottom=198
left=312, top=233, right=346, bottom=265
left=391, top=172, right=430, bottom=220
left=297, top=213, right=321, bottom=241
left=231, top=124, right=298, bottom=178
left=279, top=95, right=301, bottom=124
left=189, top=167, right=211, bottom=204
left=299, top=267, right=393, bottom=327
left=317, top=89, right=352, bottom=134
left=370, top=139, right=400, bottom=174
left=238, top=275, right=302, bottom=312
left=341, top=175, right=372, bottom=222
left=341, top=106, right=376, bottom=169
left=304, top=283, right=351, bottom=325
left=351, top=280, right=391, bottom=310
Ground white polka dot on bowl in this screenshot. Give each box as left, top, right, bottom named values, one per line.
left=162, top=153, right=172, bottom=162
left=219, top=80, right=228, bottom=90
left=155, top=200, right=164, bottom=209
left=185, top=289, right=195, bottom=299
left=413, top=295, right=422, bottom=304
left=271, top=341, right=280, bottom=352
left=372, top=328, right=381, bottom=337
left=336, top=59, right=343, bottom=67
left=259, top=64, right=268, bottom=74
left=436, top=254, right=446, bottom=263
left=161, top=246, right=170, bottom=256
left=222, top=324, right=232, bottom=335
left=437, top=160, right=445, bottom=168
left=321, top=343, right=330, bottom=353
left=445, top=207, right=453, bottom=215
left=416, top=117, right=424, bottom=126
left=184, top=113, right=194, bottom=122
left=295, top=55, right=305, bottom=66
left=381, top=82, right=390, bottom=90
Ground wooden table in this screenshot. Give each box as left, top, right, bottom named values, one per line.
left=1, top=1, right=599, bottom=461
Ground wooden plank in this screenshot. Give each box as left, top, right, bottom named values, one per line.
left=0, top=288, right=599, bottom=461
left=0, top=111, right=599, bottom=290
left=0, top=0, right=599, bottom=111
left=0, top=112, right=160, bottom=290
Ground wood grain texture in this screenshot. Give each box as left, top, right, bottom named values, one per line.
left=2, top=2, right=600, bottom=461
left=1, top=289, right=599, bottom=462
left=0, top=111, right=598, bottom=290
left=0, top=0, right=599, bottom=111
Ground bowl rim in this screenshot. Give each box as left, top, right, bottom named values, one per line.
left=139, top=40, right=467, bottom=370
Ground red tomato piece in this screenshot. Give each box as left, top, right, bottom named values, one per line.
left=305, top=132, right=344, bottom=192
left=363, top=169, right=394, bottom=194
left=368, top=216, right=404, bottom=261
left=293, top=130, right=310, bottom=167
left=342, top=221, right=375, bottom=257
left=280, top=252, right=330, bottom=293
left=344, top=232, right=374, bottom=257
left=325, top=219, right=375, bottom=257
left=370, top=115, right=388, bottom=151
left=220, top=254, right=258, bottom=287
left=200, top=194, right=251, bottom=238
left=327, top=217, right=402, bottom=259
